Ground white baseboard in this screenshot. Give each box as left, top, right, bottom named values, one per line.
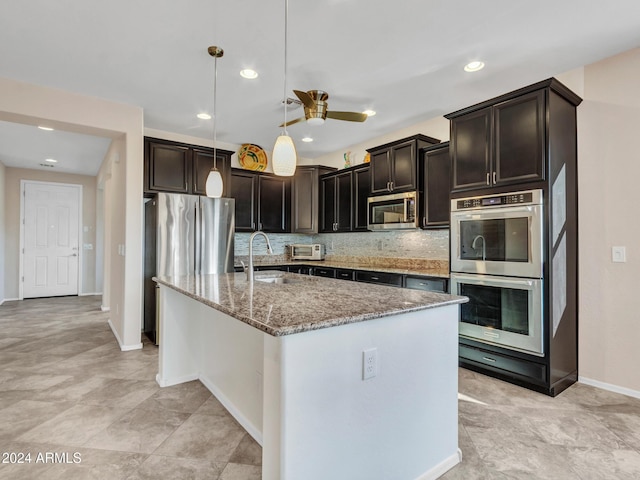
left=101, top=305, right=110, bottom=312
left=156, top=372, right=199, bottom=388
left=415, top=449, right=462, bottom=480
left=107, top=319, right=143, bottom=352
left=79, top=292, right=103, bottom=297
left=121, top=342, right=143, bottom=352
left=1, top=297, right=19, bottom=304
left=199, top=374, right=264, bottom=447
left=579, top=376, right=640, bottom=400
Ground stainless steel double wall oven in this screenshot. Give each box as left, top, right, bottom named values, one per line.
left=450, top=190, right=545, bottom=356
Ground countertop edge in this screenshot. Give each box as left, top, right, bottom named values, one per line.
left=154, top=275, right=467, bottom=337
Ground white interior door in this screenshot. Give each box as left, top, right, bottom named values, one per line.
left=22, top=182, right=81, bottom=298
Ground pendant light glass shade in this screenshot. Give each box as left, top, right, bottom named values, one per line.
left=272, top=134, right=297, bottom=176
left=272, top=0, right=297, bottom=176
left=205, top=168, right=223, bottom=197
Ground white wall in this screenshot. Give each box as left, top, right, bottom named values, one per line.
left=0, top=76, right=144, bottom=350
left=577, top=48, right=640, bottom=394
left=0, top=160, right=5, bottom=304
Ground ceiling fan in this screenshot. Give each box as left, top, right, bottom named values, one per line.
left=280, top=90, right=368, bottom=127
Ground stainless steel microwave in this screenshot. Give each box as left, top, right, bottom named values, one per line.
left=290, top=244, right=325, bottom=260
left=367, top=191, right=419, bottom=230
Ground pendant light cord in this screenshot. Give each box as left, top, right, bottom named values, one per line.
left=213, top=54, right=218, bottom=171
left=283, top=0, right=289, bottom=135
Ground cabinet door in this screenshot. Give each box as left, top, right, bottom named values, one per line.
left=353, top=165, right=371, bottom=231
left=422, top=145, right=450, bottom=228
left=335, top=171, right=353, bottom=232
left=320, top=176, right=336, bottom=232
left=192, top=148, right=231, bottom=196
left=292, top=167, right=315, bottom=233
left=451, top=108, right=491, bottom=192
left=493, top=90, right=545, bottom=185
left=292, top=167, right=333, bottom=234
left=390, top=140, right=417, bottom=192
left=230, top=171, right=257, bottom=232
left=369, top=149, right=392, bottom=194
left=146, top=140, right=191, bottom=193
left=258, top=175, right=290, bottom=233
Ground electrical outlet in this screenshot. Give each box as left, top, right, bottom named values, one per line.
left=612, top=246, right=626, bottom=263
left=363, top=348, right=378, bottom=380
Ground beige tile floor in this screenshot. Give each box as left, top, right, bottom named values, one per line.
left=2, top=296, right=640, bottom=479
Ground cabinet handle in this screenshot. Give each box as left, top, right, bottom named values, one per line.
left=258, top=222, right=263, bottom=231
left=486, top=173, right=490, bottom=185
left=493, top=172, right=497, bottom=185
left=371, top=276, right=380, bottom=281
left=390, top=181, right=394, bottom=190
left=423, top=217, right=427, bottom=228
left=482, top=356, right=497, bottom=363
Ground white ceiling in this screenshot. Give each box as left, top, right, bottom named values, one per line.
left=1, top=0, right=640, bottom=175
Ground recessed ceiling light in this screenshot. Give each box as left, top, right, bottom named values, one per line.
left=363, top=109, right=376, bottom=117
left=301, top=136, right=313, bottom=143
left=38, top=126, right=54, bottom=131
left=240, top=69, right=258, bottom=79
left=45, top=158, right=58, bottom=163
left=197, top=113, right=212, bottom=120
left=464, top=61, right=485, bottom=72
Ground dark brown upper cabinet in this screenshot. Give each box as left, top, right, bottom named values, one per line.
left=420, top=142, right=450, bottom=229
left=320, top=170, right=354, bottom=233
left=230, top=169, right=291, bottom=233
left=191, top=147, right=232, bottom=196
left=352, top=164, right=371, bottom=231
left=292, top=166, right=336, bottom=234
left=319, top=164, right=371, bottom=233
left=144, top=137, right=232, bottom=196
left=367, top=134, right=440, bottom=196
left=447, top=85, right=559, bottom=193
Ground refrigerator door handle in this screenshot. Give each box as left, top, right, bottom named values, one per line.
left=194, top=201, right=201, bottom=274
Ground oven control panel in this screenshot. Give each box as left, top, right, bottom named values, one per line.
left=454, top=191, right=538, bottom=210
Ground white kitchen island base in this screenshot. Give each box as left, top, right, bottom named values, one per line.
left=156, top=278, right=462, bottom=480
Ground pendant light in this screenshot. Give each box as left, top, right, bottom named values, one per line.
left=205, top=46, right=224, bottom=197
left=272, top=0, right=297, bottom=176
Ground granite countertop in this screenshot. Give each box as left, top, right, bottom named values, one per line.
left=235, top=256, right=450, bottom=278
left=154, top=271, right=466, bottom=337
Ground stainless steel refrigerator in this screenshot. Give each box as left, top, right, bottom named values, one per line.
left=143, top=193, right=235, bottom=344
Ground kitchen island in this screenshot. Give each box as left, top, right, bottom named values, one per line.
left=154, top=271, right=467, bottom=480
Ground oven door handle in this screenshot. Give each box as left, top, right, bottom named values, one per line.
left=451, top=273, right=538, bottom=288
left=450, top=205, right=538, bottom=220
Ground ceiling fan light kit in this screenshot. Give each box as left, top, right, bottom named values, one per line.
left=205, top=45, right=224, bottom=198
left=272, top=0, right=297, bottom=177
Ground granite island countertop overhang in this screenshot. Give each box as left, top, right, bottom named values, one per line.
left=154, top=271, right=467, bottom=337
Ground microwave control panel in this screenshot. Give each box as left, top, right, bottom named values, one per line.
left=455, top=191, right=537, bottom=210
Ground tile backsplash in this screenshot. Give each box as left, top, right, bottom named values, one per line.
left=235, top=230, right=449, bottom=260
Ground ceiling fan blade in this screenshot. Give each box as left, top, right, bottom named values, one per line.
left=279, top=117, right=306, bottom=128
left=293, top=90, right=316, bottom=109
left=326, top=111, right=368, bottom=122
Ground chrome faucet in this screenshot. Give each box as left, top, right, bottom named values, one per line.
left=246, top=231, right=273, bottom=283
left=471, top=234, right=486, bottom=260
